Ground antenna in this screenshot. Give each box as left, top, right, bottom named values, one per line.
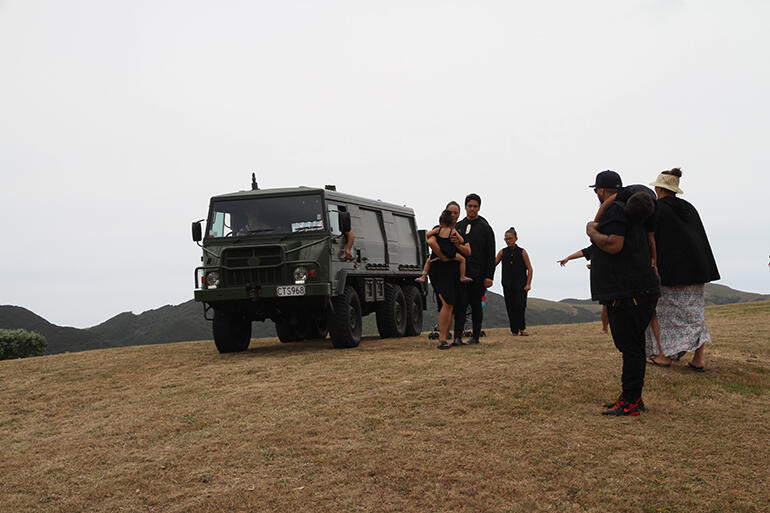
left=251, top=172, right=259, bottom=190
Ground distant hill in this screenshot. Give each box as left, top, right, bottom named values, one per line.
left=1, top=282, right=766, bottom=354
left=559, top=282, right=770, bottom=308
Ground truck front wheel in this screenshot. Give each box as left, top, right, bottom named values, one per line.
left=213, top=310, right=252, bottom=353
left=330, top=286, right=362, bottom=348
left=376, top=283, right=407, bottom=338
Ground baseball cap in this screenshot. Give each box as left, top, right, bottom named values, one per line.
left=589, top=170, right=622, bottom=189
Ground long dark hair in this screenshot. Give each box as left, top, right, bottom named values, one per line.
left=439, top=210, right=454, bottom=227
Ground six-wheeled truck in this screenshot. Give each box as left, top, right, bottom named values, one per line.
left=192, top=179, right=427, bottom=353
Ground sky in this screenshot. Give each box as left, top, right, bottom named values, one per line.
left=1, top=0, right=768, bottom=328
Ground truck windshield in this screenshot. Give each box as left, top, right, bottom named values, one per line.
left=206, top=194, right=326, bottom=238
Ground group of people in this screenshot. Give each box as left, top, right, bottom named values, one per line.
left=419, top=194, right=533, bottom=351
left=423, top=168, right=719, bottom=419
left=560, top=169, right=719, bottom=417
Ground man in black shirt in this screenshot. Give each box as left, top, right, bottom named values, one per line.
left=452, top=193, right=496, bottom=345
left=586, top=171, right=659, bottom=416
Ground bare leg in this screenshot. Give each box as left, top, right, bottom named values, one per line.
left=691, top=342, right=706, bottom=368
left=649, top=311, right=672, bottom=365
left=601, top=305, right=609, bottom=334
left=415, top=258, right=430, bottom=282
left=437, top=294, right=454, bottom=344
left=457, top=255, right=473, bottom=282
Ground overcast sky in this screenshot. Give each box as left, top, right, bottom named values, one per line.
left=1, top=1, right=768, bottom=328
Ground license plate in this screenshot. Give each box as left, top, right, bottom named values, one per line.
left=276, top=285, right=305, bottom=297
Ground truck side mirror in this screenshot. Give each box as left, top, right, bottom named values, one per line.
left=192, top=221, right=202, bottom=242
left=339, top=211, right=351, bottom=233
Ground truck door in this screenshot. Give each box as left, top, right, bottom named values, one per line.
left=357, top=207, right=387, bottom=264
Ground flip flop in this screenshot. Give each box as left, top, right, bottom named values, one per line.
left=646, top=356, right=671, bottom=367
left=437, top=341, right=451, bottom=350
left=686, top=361, right=705, bottom=372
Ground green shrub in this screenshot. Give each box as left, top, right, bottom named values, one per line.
left=0, top=329, right=47, bottom=360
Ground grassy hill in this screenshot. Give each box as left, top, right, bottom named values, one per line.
left=1, top=301, right=768, bottom=512
left=1, top=282, right=765, bottom=354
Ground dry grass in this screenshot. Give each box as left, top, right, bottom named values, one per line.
left=2, top=302, right=769, bottom=513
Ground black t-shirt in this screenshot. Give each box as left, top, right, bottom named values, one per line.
left=590, top=202, right=660, bottom=302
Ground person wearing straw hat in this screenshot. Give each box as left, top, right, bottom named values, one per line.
left=644, top=168, right=720, bottom=371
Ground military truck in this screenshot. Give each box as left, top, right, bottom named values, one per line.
left=192, top=178, right=427, bottom=353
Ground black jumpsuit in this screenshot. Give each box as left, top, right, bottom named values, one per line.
left=501, top=245, right=529, bottom=334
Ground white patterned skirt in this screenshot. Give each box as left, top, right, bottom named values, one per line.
left=645, top=284, right=712, bottom=357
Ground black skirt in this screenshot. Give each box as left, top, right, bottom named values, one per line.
left=429, top=259, right=459, bottom=306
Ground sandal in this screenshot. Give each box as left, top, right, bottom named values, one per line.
left=646, top=356, right=671, bottom=367
left=437, top=341, right=451, bottom=350
left=686, top=361, right=705, bottom=372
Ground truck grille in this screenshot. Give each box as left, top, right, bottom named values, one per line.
left=224, top=267, right=282, bottom=286
left=222, top=246, right=284, bottom=286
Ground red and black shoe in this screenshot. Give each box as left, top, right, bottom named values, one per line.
left=602, top=397, right=645, bottom=416
left=602, top=395, right=646, bottom=412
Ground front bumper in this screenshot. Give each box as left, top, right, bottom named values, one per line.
left=194, top=282, right=331, bottom=302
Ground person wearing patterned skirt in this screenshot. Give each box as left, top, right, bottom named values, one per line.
left=645, top=168, right=720, bottom=371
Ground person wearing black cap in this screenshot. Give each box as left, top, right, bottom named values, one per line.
left=452, top=193, right=495, bottom=345
left=586, top=170, right=660, bottom=416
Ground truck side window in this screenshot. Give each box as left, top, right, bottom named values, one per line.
left=209, top=211, right=232, bottom=238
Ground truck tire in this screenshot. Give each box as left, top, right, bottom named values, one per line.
left=330, top=286, right=362, bottom=348
left=275, top=320, right=302, bottom=343
left=376, top=283, right=407, bottom=338
left=403, top=285, right=423, bottom=336
left=213, top=311, right=252, bottom=353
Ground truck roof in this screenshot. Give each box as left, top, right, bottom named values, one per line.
left=211, top=186, right=416, bottom=216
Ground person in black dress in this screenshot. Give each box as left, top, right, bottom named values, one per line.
left=496, top=227, right=533, bottom=336
left=428, top=209, right=469, bottom=349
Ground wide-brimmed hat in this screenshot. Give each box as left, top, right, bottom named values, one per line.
left=649, top=173, right=683, bottom=194
left=589, top=170, right=622, bottom=189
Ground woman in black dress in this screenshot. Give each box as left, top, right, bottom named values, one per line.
left=428, top=209, right=469, bottom=349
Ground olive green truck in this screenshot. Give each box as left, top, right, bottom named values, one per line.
left=192, top=180, right=427, bottom=353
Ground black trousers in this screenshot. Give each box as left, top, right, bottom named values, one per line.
left=606, top=297, right=658, bottom=402
left=454, top=279, right=486, bottom=338
left=503, top=283, right=527, bottom=333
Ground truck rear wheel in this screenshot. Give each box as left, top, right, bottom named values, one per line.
left=330, top=286, right=362, bottom=348
left=403, top=285, right=423, bottom=336
left=213, top=310, right=252, bottom=353
left=376, top=283, right=407, bottom=338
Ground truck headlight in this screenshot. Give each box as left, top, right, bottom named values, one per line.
left=293, top=266, right=307, bottom=284
left=206, top=271, right=220, bottom=288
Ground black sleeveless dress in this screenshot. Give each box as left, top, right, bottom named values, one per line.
left=428, top=232, right=459, bottom=305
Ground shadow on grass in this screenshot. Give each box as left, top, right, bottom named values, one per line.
left=221, top=335, right=387, bottom=357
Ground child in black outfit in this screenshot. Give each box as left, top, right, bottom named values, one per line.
left=495, top=227, right=533, bottom=336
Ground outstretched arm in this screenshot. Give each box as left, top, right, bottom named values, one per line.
left=557, top=249, right=585, bottom=267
